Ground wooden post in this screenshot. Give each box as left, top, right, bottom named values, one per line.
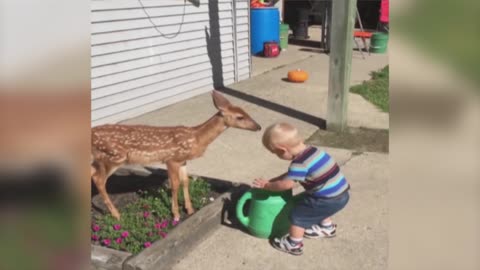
left=326, top=0, right=357, bottom=132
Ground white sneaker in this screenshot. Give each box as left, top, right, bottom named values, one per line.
left=270, top=235, right=304, bottom=256
left=304, top=224, right=337, bottom=239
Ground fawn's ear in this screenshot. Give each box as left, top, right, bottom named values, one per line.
left=212, top=90, right=231, bottom=112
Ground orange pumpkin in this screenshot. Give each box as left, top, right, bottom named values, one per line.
left=287, top=69, right=309, bottom=83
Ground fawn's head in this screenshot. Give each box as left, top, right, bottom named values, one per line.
left=212, top=91, right=261, bottom=131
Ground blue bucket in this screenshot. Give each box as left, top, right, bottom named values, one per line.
left=250, top=7, right=280, bottom=55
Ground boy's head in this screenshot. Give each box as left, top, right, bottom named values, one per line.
left=262, top=122, right=304, bottom=160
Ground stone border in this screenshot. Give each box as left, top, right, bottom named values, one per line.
left=91, top=190, right=232, bottom=270
left=91, top=245, right=132, bottom=270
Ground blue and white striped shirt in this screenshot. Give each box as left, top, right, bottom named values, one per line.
left=287, top=146, right=350, bottom=198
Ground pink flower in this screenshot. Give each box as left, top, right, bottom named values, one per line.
left=113, top=224, right=121, bottom=231
left=102, top=239, right=111, bottom=246
left=171, top=219, right=179, bottom=226
left=155, top=220, right=168, bottom=229
left=143, top=211, right=150, bottom=218
left=158, top=231, right=168, bottom=238
left=91, top=234, right=99, bottom=241
left=121, top=231, right=129, bottom=238
left=92, top=224, right=100, bottom=232
left=144, top=242, right=152, bottom=248
left=160, top=220, right=168, bottom=229
left=115, top=238, right=122, bottom=244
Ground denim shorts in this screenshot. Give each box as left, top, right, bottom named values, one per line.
left=290, top=191, right=350, bottom=229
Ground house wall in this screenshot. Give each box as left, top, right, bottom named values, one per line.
left=91, top=0, right=250, bottom=126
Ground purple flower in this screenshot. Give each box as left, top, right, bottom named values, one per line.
left=92, top=224, right=100, bottom=232
left=158, top=231, right=168, bottom=238
left=115, top=238, right=122, bottom=244
left=154, top=223, right=161, bottom=230
left=113, top=224, right=121, bottom=231
left=144, top=242, right=152, bottom=248
left=91, top=234, right=99, bottom=241
left=121, top=231, right=129, bottom=238
left=171, top=219, right=179, bottom=226
left=143, top=211, right=150, bottom=218
left=102, top=239, right=111, bottom=246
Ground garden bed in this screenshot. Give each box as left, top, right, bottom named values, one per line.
left=91, top=167, right=246, bottom=270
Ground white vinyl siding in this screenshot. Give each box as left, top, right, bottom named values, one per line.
left=91, top=0, right=251, bottom=125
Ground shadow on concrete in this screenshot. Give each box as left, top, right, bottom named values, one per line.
left=299, top=47, right=325, bottom=54
left=217, top=86, right=327, bottom=129
left=288, top=38, right=323, bottom=49
left=306, top=126, right=389, bottom=153
left=218, top=184, right=252, bottom=234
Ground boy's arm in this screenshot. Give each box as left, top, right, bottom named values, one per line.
left=269, top=173, right=288, bottom=182
left=253, top=161, right=308, bottom=191
left=264, top=178, right=295, bottom=191
left=252, top=176, right=295, bottom=191
left=253, top=161, right=309, bottom=191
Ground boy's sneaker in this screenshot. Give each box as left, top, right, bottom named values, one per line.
left=304, top=224, right=337, bottom=239
left=270, top=235, right=304, bottom=256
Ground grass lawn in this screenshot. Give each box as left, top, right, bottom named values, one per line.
left=350, top=65, right=389, bottom=112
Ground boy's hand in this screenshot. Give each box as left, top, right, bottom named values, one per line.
left=252, top=178, right=269, bottom=189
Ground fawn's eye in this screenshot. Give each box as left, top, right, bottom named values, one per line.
left=236, top=115, right=245, bottom=120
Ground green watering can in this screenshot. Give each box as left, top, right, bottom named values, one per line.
left=236, top=189, right=303, bottom=238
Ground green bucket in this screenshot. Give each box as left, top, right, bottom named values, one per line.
left=370, top=32, right=389, bottom=53
left=279, top=23, right=290, bottom=51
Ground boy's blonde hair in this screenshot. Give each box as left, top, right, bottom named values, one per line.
left=262, top=122, right=302, bottom=151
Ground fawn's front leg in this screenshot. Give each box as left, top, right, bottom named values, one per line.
left=179, top=164, right=194, bottom=215
left=91, top=163, right=121, bottom=220
left=167, top=161, right=181, bottom=221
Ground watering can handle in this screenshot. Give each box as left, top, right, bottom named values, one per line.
left=236, top=191, right=252, bottom=227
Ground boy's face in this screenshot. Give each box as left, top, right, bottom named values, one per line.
left=270, top=145, right=294, bottom=160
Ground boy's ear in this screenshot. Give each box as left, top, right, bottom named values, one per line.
left=276, top=145, right=288, bottom=154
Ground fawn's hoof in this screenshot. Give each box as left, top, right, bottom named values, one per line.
left=187, top=208, right=195, bottom=215
left=173, top=215, right=181, bottom=222
left=112, top=211, right=121, bottom=220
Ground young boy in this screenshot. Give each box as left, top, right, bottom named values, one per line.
left=253, top=122, right=350, bottom=255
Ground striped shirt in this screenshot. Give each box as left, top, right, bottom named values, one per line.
left=287, top=146, right=350, bottom=198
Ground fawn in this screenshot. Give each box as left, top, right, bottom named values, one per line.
left=91, top=91, right=261, bottom=220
